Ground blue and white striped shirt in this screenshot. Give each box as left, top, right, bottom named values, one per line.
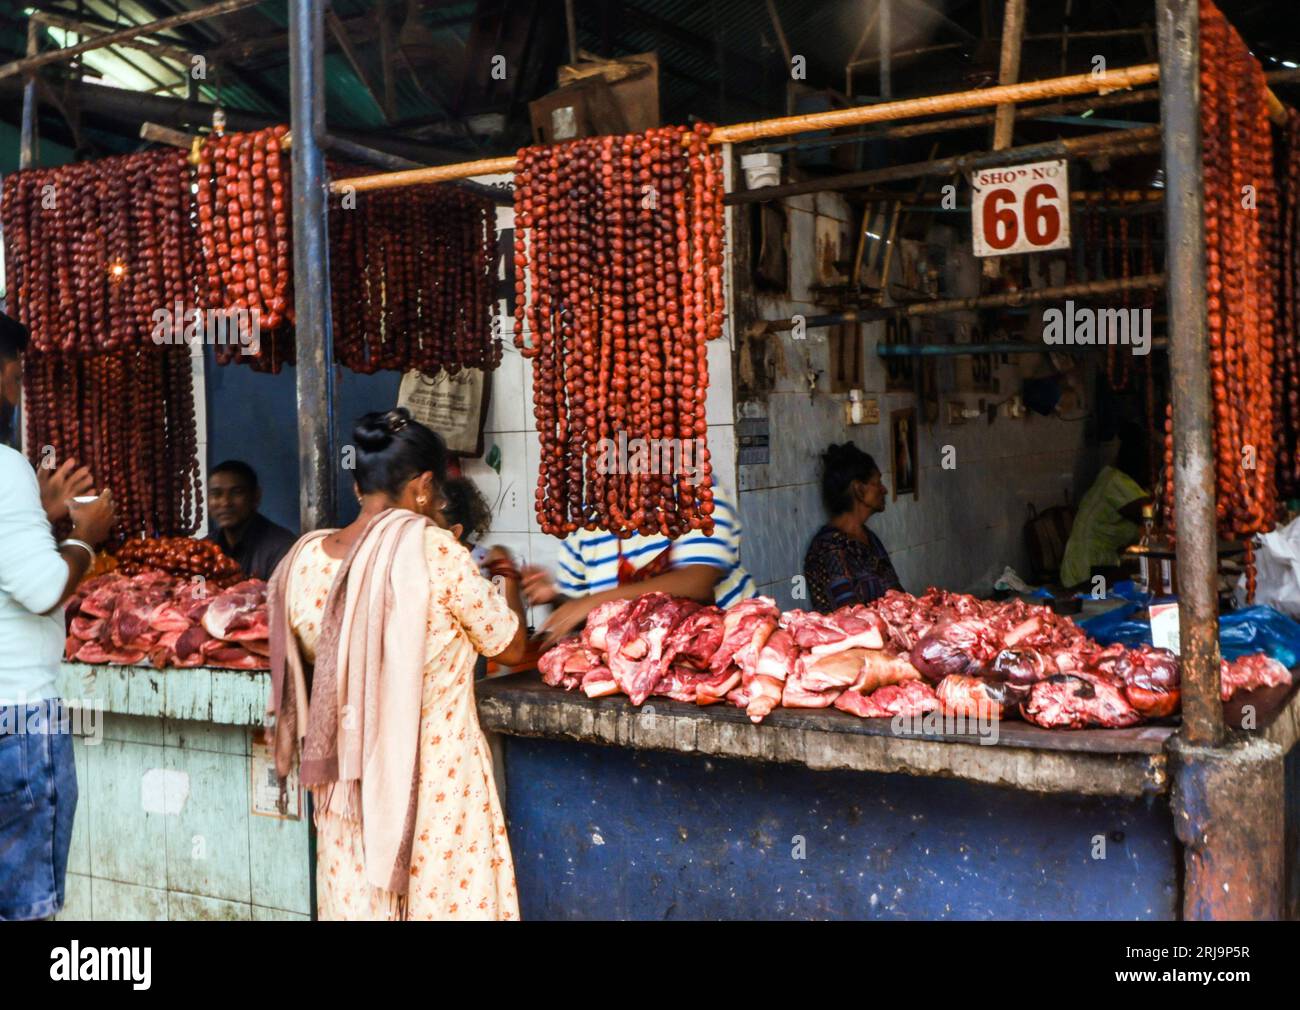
left=555, top=493, right=756, bottom=609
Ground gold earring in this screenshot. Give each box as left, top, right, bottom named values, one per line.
left=417, top=496, right=428, bottom=506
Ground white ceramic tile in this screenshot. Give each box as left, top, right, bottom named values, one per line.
left=524, top=428, right=542, bottom=534
left=521, top=355, right=537, bottom=433
left=486, top=345, right=526, bottom=433
left=461, top=430, right=529, bottom=533
left=705, top=337, right=734, bottom=425
left=705, top=423, right=736, bottom=498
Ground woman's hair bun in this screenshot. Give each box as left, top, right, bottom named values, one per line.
left=353, top=408, right=412, bottom=453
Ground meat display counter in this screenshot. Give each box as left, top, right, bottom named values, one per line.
left=51, top=662, right=310, bottom=921
left=476, top=671, right=1300, bottom=920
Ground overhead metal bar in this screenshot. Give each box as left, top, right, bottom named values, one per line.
left=725, top=126, right=1162, bottom=205
left=330, top=63, right=1162, bottom=194
left=757, top=273, right=1166, bottom=332
left=0, top=0, right=261, bottom=81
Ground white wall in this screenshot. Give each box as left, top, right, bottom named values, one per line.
left=733, top=192, right=1099, bottom=610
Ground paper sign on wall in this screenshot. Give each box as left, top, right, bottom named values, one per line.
left=251, top=735, right=302, bottom=820
left=971, top=159, right=1071, bottom=258
left=397, top=367, right=490, bottom=457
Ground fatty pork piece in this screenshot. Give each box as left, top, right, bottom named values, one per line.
left=780, top=606, right=886, bottom=655
left=1021, top=670, right=1141, bottom=729
left=694, top=667, right=743, bottom=706
left=581, top=599, right=634, bottom=653
left=710, top=596, right=781, bottom=674
left=744, top=628, right=798, bottom=722
left=1219, top=653, right=1293, bottom=701
left=538, top=637, right=603, bottom=691
left=1112, top=645, right=1181, bottom=718
left=935, top=674, right=1027, bottom=720
left=834, top=679, right=940, bottom=719
left=201, top=580, right=270, bottom=641
left=910, top=618, right=1003, bottom=683
left=606, top=594, right=702, bottom=705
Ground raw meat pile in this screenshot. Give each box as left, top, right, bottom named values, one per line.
left=538, top=588, right=1294, bottom=730
left=64, top=573, right=270, bottom=670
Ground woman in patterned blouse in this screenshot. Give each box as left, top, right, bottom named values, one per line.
left=803, top=443, right=902, bottom=613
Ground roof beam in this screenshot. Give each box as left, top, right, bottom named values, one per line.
left=0, top=0, right=262, bottom=81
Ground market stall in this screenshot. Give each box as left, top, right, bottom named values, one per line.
left=5, top=0, right=1300, bottom=923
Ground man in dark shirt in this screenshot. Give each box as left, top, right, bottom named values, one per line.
left=206, top=460, right=297, bottom=580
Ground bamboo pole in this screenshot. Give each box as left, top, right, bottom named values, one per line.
left=725, top=126, right=1161, bottom=204
left=329, top=63, right=1161, bottom=194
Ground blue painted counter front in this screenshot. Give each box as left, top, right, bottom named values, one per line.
left=502, top=736, right=1178, bottom=920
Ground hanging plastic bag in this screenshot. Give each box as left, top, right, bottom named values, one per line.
left=1233, top=516, right=1300, bottom=616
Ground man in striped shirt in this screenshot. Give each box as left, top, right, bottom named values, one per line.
left=523, top=492, right=757, bottom=640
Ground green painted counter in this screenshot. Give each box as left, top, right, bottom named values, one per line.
left=52, top=663, right=311, bottom=921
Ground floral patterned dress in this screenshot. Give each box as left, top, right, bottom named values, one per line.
left=287, top=526, right=520, bottom=920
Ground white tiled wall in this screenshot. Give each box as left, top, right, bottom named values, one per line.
left=735, top=194, right=1099, bottom=610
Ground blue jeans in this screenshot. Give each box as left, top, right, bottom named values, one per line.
left=0, top=699, right=78, bottom=920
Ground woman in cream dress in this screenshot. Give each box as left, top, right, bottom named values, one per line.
left=272, top=409, right=527, bottom=920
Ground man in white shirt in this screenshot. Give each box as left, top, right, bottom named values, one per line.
left=0, top=313, right=115, bottom=920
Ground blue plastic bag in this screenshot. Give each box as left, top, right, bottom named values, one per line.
left=1079, top=602, right=1300, bottom=666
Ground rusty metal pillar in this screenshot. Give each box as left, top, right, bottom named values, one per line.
left=1158, top=0, right=1285, bottom=921
left=1157, top=0, right=1221, bottom=745
left=289, top=0, right=336, bottom=532
left=1169, top=737, right=1285, bottom=919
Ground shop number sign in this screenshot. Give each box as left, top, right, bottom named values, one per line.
left=971, top=159, right=1070, bottom=258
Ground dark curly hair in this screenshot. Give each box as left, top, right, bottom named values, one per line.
left=441, top=476, right=493, bottom=545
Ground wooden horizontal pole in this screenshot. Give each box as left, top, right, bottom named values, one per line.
left=328, top=63, right=1161, bottom=194
left=727, top=126, right=1161, bottom=204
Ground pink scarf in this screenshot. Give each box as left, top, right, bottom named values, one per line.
left=267, top=508, right=432, bottom=896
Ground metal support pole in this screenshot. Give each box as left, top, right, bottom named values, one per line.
left=1157, top=0, right=1222, bottom=746
left=20, top=19, right=39, bottom=169
left=289, top=0, right=336, bottom=533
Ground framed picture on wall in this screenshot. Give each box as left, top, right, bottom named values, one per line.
left=891, top=407, right=917, bottom=500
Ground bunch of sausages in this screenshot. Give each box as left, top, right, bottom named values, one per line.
left=1275, top=109, right=1300, bottom=500
left=116, top=536, right=242, bottom=584
left=513, top=124, right=723, bottom=537
left=1168, top=1, right=1280, bottom=600
left=195, top=126, right=295, bottom=372
left=0, top=149, right=198, bottom=354
left=329, top=167, right=499, bottom=374
left=22, top=347, right=203, bottom=543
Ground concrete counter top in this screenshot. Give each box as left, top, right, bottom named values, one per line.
left=477, top=672, right=1300, bottom=799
